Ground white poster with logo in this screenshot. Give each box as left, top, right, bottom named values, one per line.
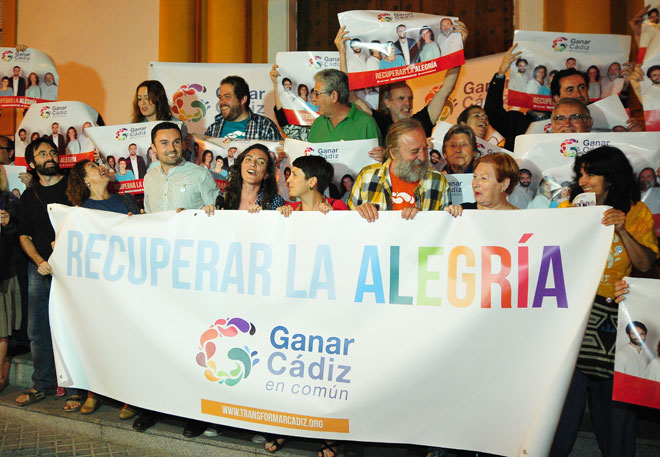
left=613, top=277, right=660, bottom=410
left=508, top=31, right=630, bottom=111
left=639, top=3, right=660, bottom=63
left=431, top=121, right=513, bottom=157
left=513, top=133, right=660, bottom=198
left=337, top=10, right=464, bottom=90
left=85, top=121, right=177, bottom=194
left=284, top=138, right=378, bottom=186
left=275, top=52, right=336, bottom=126
left=640, top=54, right=660, bottom=131
left=444, top=173, right=474, bottom=204
left=14, top=101, right=99, bottom=169
left=148, top=62, right=276, bottom=135
left=0, top=164, right=26, bottom=197
left=49, top=204, right=613, bottom=456
left=525, top=95, right=631, bottom=133
left=0, top=47, right=58, bottom=108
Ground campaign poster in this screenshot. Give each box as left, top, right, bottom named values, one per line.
left=85, top=121, right=176, bottom=195
left=148, top=62, right=276, bottom=135
left=640, top=53, right=660, bottom=131
left=0, top=164, right=26, bottom=197
left=613, top=277, right=660, bottom=410
left=0, top=47, right=58, bottom=108
left=508, top=31, right=630, bottom=111
left=337, top=10, right=464, bottom=90
left=14, top=101, right=98, bottom=169
left=525, top=95, right=631, bottom=134
left=513, top=132, right=660, bottom=214
left=639, top=3, right=660, bottom=63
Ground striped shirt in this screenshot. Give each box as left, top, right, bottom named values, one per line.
left=144, top=161, right=219, bottom=213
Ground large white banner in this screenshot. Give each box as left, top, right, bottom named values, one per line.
left=49, top=205, right=613, bottom=456
left=14, top=101, right=99, bottom=168
left=337, top=10, right=464, bottom=90
left=613, top=277, right=660, bottom=410
left=148, top=62, right=276, bottom=135
left=509, top=31, right=630, bottom=111
left=0, top=47, right=58, bottom=108
left=283, top=138, right=378, bottom=187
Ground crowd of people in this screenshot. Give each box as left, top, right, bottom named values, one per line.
left=2, top=7, right=660, bottom=457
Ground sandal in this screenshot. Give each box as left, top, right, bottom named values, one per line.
left=63, top=395, right=83, bottom=412
left=16, top=388, right=48, bottom=407
left=318, top=441, right=338, bottom=457
left=81, top=396, right=101, bottom=415
left=265, top=438, right=285, bottom=453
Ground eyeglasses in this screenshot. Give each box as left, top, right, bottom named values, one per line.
left=35, top=150, right=59, bottom=159
left=551, top=114, right=590, bottom=124
left=311, top=89, right=331, bottom=98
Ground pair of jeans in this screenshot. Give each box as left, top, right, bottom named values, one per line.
left=27, top=262, right=56, bottom=392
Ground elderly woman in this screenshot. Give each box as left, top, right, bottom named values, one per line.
left=441, top=124, right=479, bottom=174
left=549, top=146, right=659, bottom=457
left=457, top=105, right=490, bottom=141
left=221, top=144, right=284, bottom=211
left=66, top=159, right=139, bottom=416
left=114, top=158, right=135, bottom=182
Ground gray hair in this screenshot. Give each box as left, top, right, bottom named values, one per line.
left=314, top=69, right=349, bottom=104
left=552, top=98, right=591, bottom=118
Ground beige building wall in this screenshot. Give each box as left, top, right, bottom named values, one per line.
left=16, top=0, right=160, bottom=125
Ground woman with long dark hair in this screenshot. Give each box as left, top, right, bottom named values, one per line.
left=550, top=146, right=659, bottom=457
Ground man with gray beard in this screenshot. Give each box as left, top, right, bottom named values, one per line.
left=348, top=118, right=450, bottom=221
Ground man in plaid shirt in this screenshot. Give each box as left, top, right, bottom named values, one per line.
left=348, top=118, right=450, bottom=221
left=205, top=75, right=282, bottom=141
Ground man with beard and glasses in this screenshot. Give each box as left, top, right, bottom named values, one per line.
left=616, top=321, right=652, bottom=377
left=205, top=75, right=282, bottom=141
left=348, top=118, right=450, bottom=222
left=15, top=138, right=71, bottom=407
left=507, top=168, right=534, bottom=209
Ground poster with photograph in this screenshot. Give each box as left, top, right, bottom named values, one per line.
left=337, top=10, right=464, bottom=90
left=613, top=277, right=660, bottom=410
left=149, top=62, right=276, bottom=135
left=85, top=121, right=178, bottom=194
left=0, top=164, right=26, bottom=197
left=0, top=47, right=58, bottom=108
left=639, top=53, right=660, bottom=130
left=14, top=101, right=98, bottom=169
left=508, top=31, right=630, bottom=111
left=639, top=3, right=660, bottom=63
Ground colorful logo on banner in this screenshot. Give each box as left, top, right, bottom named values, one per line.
left=172, top=84, right=210, bottom=123
left=2, top=50, right=13, bottom=62
left=560, top=138, right=579, bottom=157
left=552, top=37, right=568, bottom=52
left=377, top=13, right=393, bottom=22
left=543, top=123, right=553, bottom=133
left=304, top=146, right=314, bottom=156
left=115, top=128, right=128, bottom=141
left=40, top=106, right=51, bottom=118
left=196, top=318, right=259, bottom=387
left=308, top=56, right=323, bottom=70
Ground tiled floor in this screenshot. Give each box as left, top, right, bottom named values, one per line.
left=0, top=413, right=166, bottom=457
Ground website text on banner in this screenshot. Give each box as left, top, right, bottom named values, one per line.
left=48, top=206, right=613, bottom=456
left=0, top=47, right=58, bottom=108
left=149, top=62, right=275, bottom=135
left=508, top=31, right=630, bottom=111
left=613, top=277, right=660, bottom=410
left=337, top=10, right=465, bottom=90
left=14, top=101, right=98, bottom=168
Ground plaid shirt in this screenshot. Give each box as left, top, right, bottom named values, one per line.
left=204, top=109, right=283, bottom=140
left=348, top=159, right=451, bottom=211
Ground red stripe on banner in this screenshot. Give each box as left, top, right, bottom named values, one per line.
left=653, top=213, right=660, bottom=238
left=58, top=151, right=95, bottom=169
left=109, top=179, right=144, bottom=195
left=282, top=108, right=318, bottom=126
left=0, top=95, right=52, bottom=108
left=638, top=47, right=647, bottom=63
left=613, top=371, right=660, bottom=410
left=14, top=156, right=27, bottom=166
left=348, top=51, right=465, bottom=90
left=507, top=90, right=554, bottom=111
left=215, top=179, right=228, bottom=192
left=644, top=109, right=660, bottom=131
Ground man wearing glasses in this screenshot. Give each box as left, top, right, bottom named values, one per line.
left=205, top=75, right=282, bottom=141
left=308, top=69, right=381, bottom=145
left=15, top=138, right=71, bottom=407
left=550, top=98, right=593, bottom=133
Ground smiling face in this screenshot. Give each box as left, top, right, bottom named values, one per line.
left=517, top=60, right=527, bottom=74
left=639, top=168, right=656, bottom=191
left=118, top=159, right=127, bottom=172
left=608, top=63, right=621, bottom=80
left=440, top=19, right=453, bottom=37
left=444, top=133, right=475, bottom=173
left=464, top=107, right=489, bottom=139
left=472, top=162, right=507, bottom=208
left=342, top=175, right=353, bottom=192
left=519, top=171, right=531, bottom=187
left=384, top=85, right=414, bottom=121
left=83, top=161, right=109, bottom=187
left=219, top=83, right=246, bottom=121
left=588, top=67, right=598, bottom=82
left=397, top=25, right=407, bottom=40
left=31, top=141, right=59, bottom=176
left=137, top=86, right=156, bottom=119
left=128, top=144, right=137, bottom=157
left=67, top=127, right=76, bottom=140
left=555, top=74, right=589, bottom=104
left=241, top=148, right=269, bottom=185
left=152, top=128, right=183, bottom=170
left=650, top=68, right=660, bottom=85
left=390, top=128, right=429, bottom=183
left=551, top=102, right=593, bottom=133
left=578, top=165, right=607, bottom=200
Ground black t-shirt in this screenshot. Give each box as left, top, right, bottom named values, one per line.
left=372, top=105, right=435, bottom=140
left=17, top=175, right=71, bottom=260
